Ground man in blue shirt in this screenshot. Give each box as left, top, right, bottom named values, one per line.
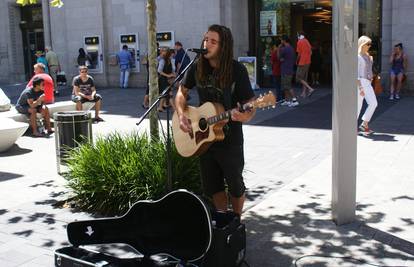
left=116, top=45, right=133, bottom=88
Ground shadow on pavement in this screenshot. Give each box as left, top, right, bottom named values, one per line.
left=0, top=144, right=32, bottom=157
left=0, top=171, right=23, bottom=182
left=244, top=189, right=414, bottom=266
left=358, top=132, right=397, bottom=142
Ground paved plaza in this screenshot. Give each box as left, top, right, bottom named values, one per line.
left=0, top=84, right=413, bottom=266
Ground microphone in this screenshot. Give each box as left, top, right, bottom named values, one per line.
left=187, top=48, right=208, bottom=54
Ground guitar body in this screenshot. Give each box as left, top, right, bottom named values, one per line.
left=172, top=102, right=228, bottom=157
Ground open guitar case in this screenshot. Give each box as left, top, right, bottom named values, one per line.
left=55, top=189, right=246, bottom=267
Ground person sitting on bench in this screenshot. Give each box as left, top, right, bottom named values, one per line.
left=15, top=77, right=54, bottom=137
left=71, top=65, right=104, bottom=123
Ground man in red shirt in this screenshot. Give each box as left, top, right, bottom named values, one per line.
left=26, top=63, right=55, bottom=104
left=296, top=31, right=315, bottom=98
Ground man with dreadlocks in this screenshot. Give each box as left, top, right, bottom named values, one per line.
left=175, top=24, right=256, bottom=216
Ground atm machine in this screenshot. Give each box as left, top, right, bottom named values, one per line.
left=120, top=34, right=140, bottom=72
left=84, top=35, right=103, bottom=73
left=156, top=31, right=175, bottom=48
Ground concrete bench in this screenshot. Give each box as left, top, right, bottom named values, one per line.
left=0, top=101, right=95, bottom=123
left=0, top=118, right=29, bottom=152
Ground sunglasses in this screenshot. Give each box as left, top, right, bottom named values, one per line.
left=80, top=70, right=88, bottom=73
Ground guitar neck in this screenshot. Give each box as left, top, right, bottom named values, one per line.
left=207, top=103, right=250, bottom=125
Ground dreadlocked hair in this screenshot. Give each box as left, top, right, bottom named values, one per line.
left=197, top=24, right=234, bottom=89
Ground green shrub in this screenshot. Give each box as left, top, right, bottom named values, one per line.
left=65, top=131, right=201, bottom=215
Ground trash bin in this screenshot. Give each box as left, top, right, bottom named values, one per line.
left=54, top=111, right=92, bottom=173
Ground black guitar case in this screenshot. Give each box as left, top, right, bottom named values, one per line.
left=54, top=189, right=246, bottom=267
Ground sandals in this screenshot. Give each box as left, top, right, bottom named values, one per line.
left=94, top=117, right=105, bottom=123
left=32, top=132, right=45, bottom=138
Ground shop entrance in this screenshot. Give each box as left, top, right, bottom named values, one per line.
left=251, top=0, right=381, bottom=88
left=252, top=0, right=333, bottom=88
left=19, top=5, right=44, bottom=80
left=290, top=0, right=332, bottom=85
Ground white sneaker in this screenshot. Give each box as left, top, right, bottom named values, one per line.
left=281, top=100, right=291, bottom=106
left=389, top=95, right=394, bottom=100
left=288, top=101, right=299, bottom=107
left=395, top=94, right=400, bottom=100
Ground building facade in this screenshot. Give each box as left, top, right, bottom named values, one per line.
left=0, top=0, right=413, bottom=93
left=0, top=0, right=249, bottom=87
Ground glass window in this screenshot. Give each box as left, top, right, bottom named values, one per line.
left=359, top=0, right=382, bottom=72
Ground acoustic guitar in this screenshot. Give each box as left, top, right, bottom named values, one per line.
left=172, top=91, right=276, bottom=157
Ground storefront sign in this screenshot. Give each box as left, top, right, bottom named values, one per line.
left=238, top=57, right=258, bottom=90
left=260, top=11, right=277, bottom=36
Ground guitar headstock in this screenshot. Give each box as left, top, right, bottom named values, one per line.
left=253, top=91, right=276, bottom=110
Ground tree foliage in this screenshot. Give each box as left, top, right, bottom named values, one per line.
left=16, top=0, right=63, bottom=8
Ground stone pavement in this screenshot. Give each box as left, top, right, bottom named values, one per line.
left=0, top=84, right=413, bottom=266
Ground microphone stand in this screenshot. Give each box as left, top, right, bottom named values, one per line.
left=136, top=50, right=201, bottom=192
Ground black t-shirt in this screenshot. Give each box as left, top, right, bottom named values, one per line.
left=73, top=75, right=95, bottom=95
left=181, top=59, right=255, bottom=146
left=16, top=87, right=43, bottom=107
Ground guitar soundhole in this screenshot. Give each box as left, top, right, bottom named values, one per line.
left=199, top=118, right=208, bottom=132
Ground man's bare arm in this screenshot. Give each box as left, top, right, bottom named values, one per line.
left=175, top=84, right=192, bottom=133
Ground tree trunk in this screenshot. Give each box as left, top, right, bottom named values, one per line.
left=146, top=0, right=159, bottom=140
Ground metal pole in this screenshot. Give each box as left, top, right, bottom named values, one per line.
left=331, top=0, right=358, bottom=225
left=41, top=0, right=52, bottom=48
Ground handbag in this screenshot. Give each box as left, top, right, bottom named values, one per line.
left=372, top=75, right=383, bottom=95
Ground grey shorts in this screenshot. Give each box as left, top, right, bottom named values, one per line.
left=281, top=75, right=293, bottom=91
left=296, top=64, right=310, bottom=82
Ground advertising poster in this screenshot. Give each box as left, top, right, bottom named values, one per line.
left=238, top=57, right=258, bottom=90
left=260, top=11, right=277, bottom=36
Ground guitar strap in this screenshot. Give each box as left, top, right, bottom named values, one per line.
left=223, top=82, right=235, bottom=110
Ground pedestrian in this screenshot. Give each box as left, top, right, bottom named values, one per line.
left=270, top=41, right=283, bottom=103
left=296, top=31, right=315, bottom=98
left=26, top=63, right=54, bottom=104
left=389, top=43, right=408, bottom=100
left=278, top=35, right=299, bottom=107
left=310, top=40, right=322, bottom=86
left=357, top=35, right=377, bottom=134
left=175, top=24, right=256, bottom=216
left=45, top=46, right=61, bottom=94
left=16, top=77, right=54, bottom=137
left=77, top=48, right=92, bottom=67
left=174, top=41, right=190, bottom=75
left=35, top=51, right=49, bottom=74
left=157, top=47, right=175, bottom=112
left=116, top=45, right=133, bottom=89
left=71, top=66, right=104, bottom=123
